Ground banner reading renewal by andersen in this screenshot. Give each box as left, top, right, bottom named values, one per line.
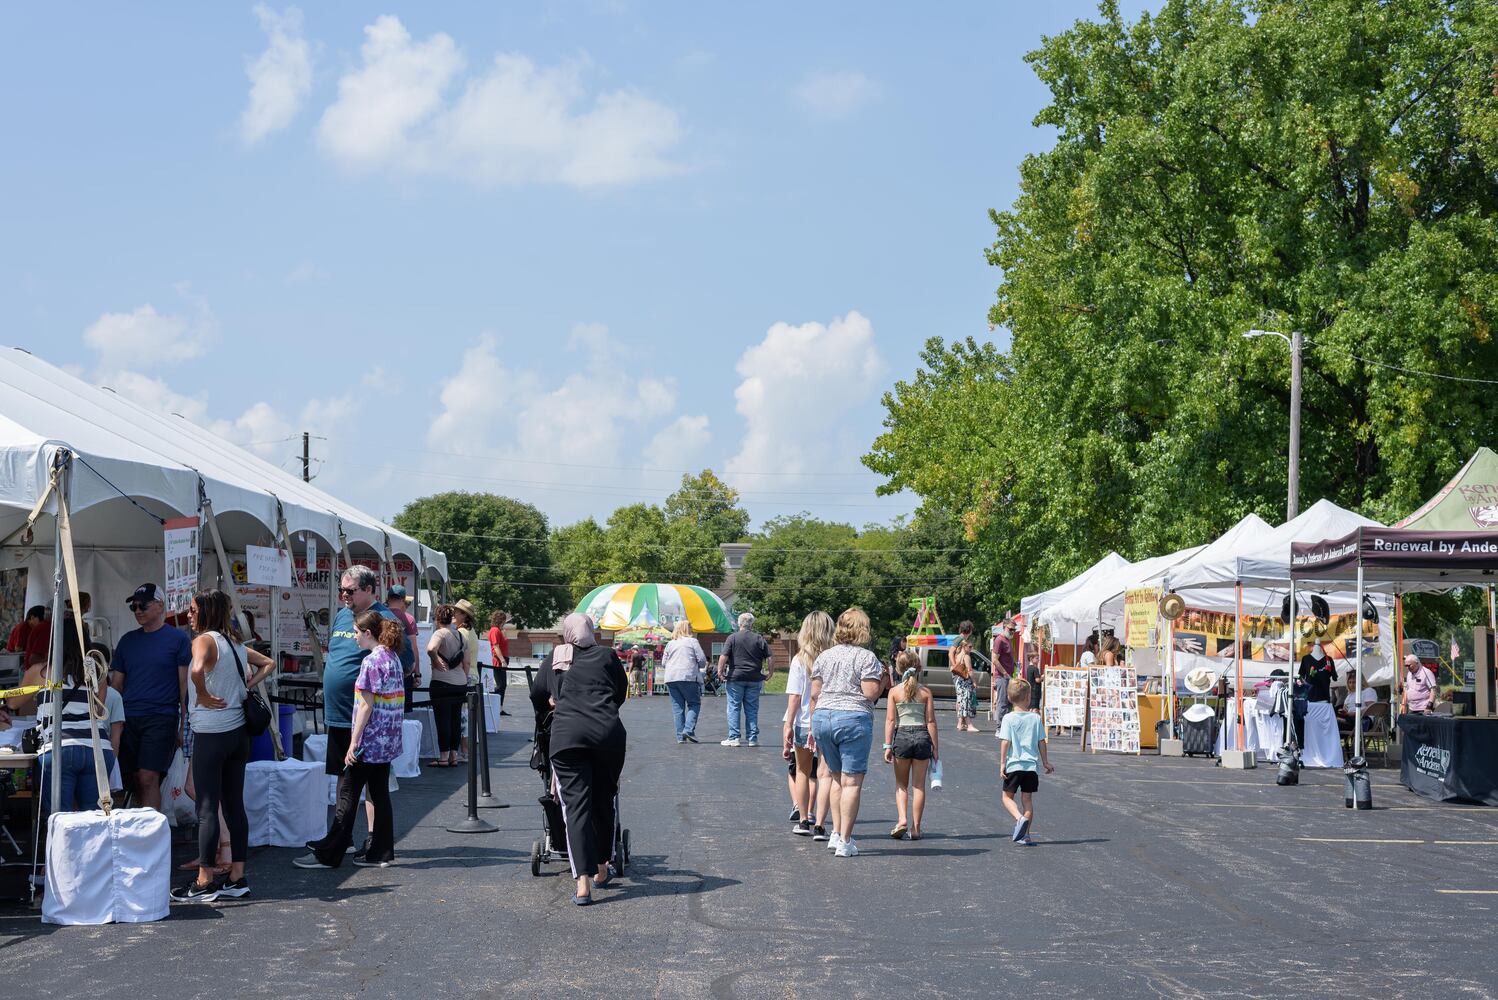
left=1291, top=526, right=1498, bottom=582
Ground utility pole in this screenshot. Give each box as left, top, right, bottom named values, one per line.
left=302, top=432, right=310, bottom=483
left=1288, top=329, right=1302, bottom=521
left=1245, top=328, right=1303, bottom=521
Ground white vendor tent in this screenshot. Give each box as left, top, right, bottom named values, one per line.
left=1019, top=551, right=1129, bottom=635
left=1168, top=499, right=1381, bottom=592
left=1040, top=543, right=1205, bottom=633
left=0, top=348, right=447, bottom=645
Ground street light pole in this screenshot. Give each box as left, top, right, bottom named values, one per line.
left=1244, top=328, right=1303, bottom=521
left=1287, top=329, right=1302, bottom=520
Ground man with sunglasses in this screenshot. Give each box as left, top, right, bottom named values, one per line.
left=296, top=565, right=401, bottom=868
left=109, top=583, right=192, bottom=812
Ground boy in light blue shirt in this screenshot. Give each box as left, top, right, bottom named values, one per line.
left=996, top=677, right=1054, bottom=845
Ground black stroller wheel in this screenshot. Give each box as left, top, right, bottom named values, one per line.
left=530, top=838, right=543, bottom=877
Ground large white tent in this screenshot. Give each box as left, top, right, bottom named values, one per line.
left=1167, top=499, right=1381, bottom=592
left=1040, top=543, right=1205, bottom=632
left=0, top=348, right=446, bottom=643
left=1019, top=551, right=1129, bottom=638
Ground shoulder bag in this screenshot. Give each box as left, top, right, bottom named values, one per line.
left=225, top=633, right=272, bottom=736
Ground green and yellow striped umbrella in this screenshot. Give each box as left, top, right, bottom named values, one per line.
left=576, top=583, right=735, bottom=633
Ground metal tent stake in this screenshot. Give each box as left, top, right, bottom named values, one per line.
left=447, top=688, right=498, bottom=834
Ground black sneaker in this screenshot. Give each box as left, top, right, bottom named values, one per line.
left=792, top=821, right=813, bottom=836
left=683, top=733, right=699, bottom=743
left=170, top=878, right=221, bottom=903
left=349, top=837, right=372, bottom=859
left=352, top=857, right=392, bottom=869
left=811, top=825, right=829, bottom=842
left=788, top=808, right=801, bottom=823
left=216, top=878, right=250, bottom=899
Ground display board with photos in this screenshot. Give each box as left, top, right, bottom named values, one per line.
left=1043, top=667, right=1087, bottom=728
left=1087, top=666, right=1141, bottom=754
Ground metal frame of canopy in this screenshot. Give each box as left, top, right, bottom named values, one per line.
left=1291, top=526, right=1498, bottom=758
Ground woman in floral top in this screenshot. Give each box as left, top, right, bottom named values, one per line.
left=304, top=611, right=406, bottom=869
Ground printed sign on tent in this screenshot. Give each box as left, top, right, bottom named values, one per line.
left=162, top=516, right=201, bottom=615
left=1122, top=586, right=1160, bottom=649
left=245, top=544, right=293, bottom=588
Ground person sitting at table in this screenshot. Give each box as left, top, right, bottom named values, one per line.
left=1339, top=671, right=1377, bottom=723
left=1297, top=641, right=1343, bottom=768
left=1400, top=654, right=1438, bottom=716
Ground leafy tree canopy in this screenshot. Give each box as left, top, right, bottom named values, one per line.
left=866, top=0, right=1498, bottom=635
left=392, top=492, right=569, bottom=628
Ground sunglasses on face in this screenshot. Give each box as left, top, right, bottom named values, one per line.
left=338, top=587, right=360, bottom=596
left=129, top=603, right=152, bottom=613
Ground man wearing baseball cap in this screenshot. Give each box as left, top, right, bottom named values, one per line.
left=109, top=583, right=193, bottom=812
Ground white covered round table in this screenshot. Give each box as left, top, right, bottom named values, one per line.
left=409, top=707, right=439, bottom=758
left=303, top=733, right=408, bottom=803
left=243, top=759, right=330, bottom=848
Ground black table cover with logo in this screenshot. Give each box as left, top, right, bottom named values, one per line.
left=1398, top=715, right=1498, bottom=806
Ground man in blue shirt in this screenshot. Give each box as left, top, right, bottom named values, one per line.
left=109, top=583, right=192, bottom=812
left=296, top=565, right=399, bottom=869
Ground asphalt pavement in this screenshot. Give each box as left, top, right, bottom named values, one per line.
left=4, top=693, right=1498, bottom=999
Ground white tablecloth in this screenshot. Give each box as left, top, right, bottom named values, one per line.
left=409, top=707, right=438, bottom=758
left=393, top=719, right=423, bottom=779
left=1216, top=705, right=1286, bottom=761
left=244, top=759, right=329, bottom=847
left=1302, top=700, right=1345, bottom=769
left=303, top=734, right=402, bottom=804
left=484, top=693, right=501, bottom=734
left=43, top=808, right=170, bottom=925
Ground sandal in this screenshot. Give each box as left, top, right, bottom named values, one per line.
left=890, top=824, right=908, bottom=840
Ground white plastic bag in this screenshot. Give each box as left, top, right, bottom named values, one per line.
left=928, top=759, right=943, bottom=791
left=162, top=750, right=195, bottom=827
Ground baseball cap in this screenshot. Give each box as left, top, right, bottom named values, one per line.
left=127, top=583, right=162, bottom=606
left=386, top=585, right=408, bottom=602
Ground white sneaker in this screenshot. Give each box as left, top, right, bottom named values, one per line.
left=835, top=838, right=859, bottom=858
left=827, top=832, right=843, bottom=852
left=720, top=738, right=741, bottom=747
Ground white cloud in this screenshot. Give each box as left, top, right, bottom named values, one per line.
left=317, top=15, right=682, bottom=186
left=83, top=304, right=208, bottom=370
left=649, top=414, right=710, bottom=461
left=240, top=5, right=313, bottom=144
left=793, top=70, right=877, bottom=119
left=725, top=311, right=885, bottom=486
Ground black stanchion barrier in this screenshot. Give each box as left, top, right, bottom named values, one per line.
left=446, top=688, right=498, bottom=834
left=476, top=684, right=504, bottom=809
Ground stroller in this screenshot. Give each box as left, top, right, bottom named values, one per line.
left=529, top=710, right=631, bottom=878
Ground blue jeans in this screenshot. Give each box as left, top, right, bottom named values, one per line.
left=812, top=709, right=873, bottom=775
left=667, top=680, right=702, bottom=738
left=37, top=745, right=117, bottom=812
left=725, top=681, right=763, bottom=742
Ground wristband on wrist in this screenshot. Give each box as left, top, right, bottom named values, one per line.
left=882, top=743, right=893, bottom=749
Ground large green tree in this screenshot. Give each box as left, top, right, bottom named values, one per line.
left=664, top=469, right=751, bottom=546
left=867, top=0, right=1498, bottom=624
left=392, top=492, right=569, bottom=627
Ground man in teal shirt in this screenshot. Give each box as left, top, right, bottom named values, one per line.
left=296, top=565, right=399, bottom=869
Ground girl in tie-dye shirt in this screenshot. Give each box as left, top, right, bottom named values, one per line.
left=352, top=615, right=407, bottom=765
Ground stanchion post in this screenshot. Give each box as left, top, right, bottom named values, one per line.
left=446, top=688, right=497, bottom=834
left=476, top=684, right=504, bottom=809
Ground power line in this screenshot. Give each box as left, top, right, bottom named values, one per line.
left=1308, top=340, right=1498, bottom=386
left=410, top=528, right=966, bottom=554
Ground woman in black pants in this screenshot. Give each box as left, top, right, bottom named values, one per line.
left=425, top=605, right=468, bottom=767
left=530, top=613, right=627, bottom=906
left=172, top=589, right=274, bottom=903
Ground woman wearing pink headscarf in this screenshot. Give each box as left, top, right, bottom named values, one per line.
left=529, top=613, right=628, bottom=905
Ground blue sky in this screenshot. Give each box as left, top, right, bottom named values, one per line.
left=0, top=1, right=1139, bottom=532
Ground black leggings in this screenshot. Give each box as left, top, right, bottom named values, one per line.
left=192, top=726, right=250, bottom=865
left=551, top=746, right=625, bottom=878
left=314, top=760, right=394, bottom=866
left=430, top=680, right=467, bottom=753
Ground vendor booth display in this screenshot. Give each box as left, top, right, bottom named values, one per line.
left=1398, top=714, right=1498, bottom=806
left=1086, top=667, right=1141, bottom=753
left=576, top=583, right=734, bottom=633
left=1043, top=668, right=1087, bottom=728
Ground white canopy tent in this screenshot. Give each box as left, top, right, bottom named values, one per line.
left=1040, top=543, right=1206, bottom=633
left=0, top=348, right=447, bottom=646
left=1019, top=552, right=1129, bottom=638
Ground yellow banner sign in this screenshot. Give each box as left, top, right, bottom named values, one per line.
left=1123, top=587, right=1160, bottom=649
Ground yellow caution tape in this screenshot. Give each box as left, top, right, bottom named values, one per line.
left=0, top=682, right=63, bottom=700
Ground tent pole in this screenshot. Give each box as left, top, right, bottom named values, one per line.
left=1235, top=584, right=1244, bottom=752
left=1285, top=577, right=1296, bottom=751
left=47, top=454, right=71, bottom=816
left=1355, top=564, right=1365, bottom=759
left=1394, top=594, right=1405, bottom=720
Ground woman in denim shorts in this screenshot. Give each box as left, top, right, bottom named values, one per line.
left=808, top=608, right=884, bottom=858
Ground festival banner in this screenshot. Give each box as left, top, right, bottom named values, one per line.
left=1122, top=586, right=1160, bottom=649
left=1043, top=667, right=1087, bottom=728
left=1088, top=666, right=1140, bottom=754
left=1169, top=607, right=1378, bottom=664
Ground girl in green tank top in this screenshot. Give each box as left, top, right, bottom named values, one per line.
left=882, top=650, right=938, bottom=840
